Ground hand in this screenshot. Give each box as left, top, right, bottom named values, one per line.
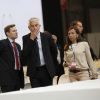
left=30, top=32, right=38, bottom=40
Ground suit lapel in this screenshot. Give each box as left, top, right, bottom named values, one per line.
left=40, top=33, right=47, bottom=56
left=6, top=39, right=15, bottom=59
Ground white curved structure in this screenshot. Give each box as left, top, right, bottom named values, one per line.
left=0, top=79, right=100, bottom=100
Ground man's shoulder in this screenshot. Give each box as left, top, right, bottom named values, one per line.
left=23, top=33, right=30, bottom=39
left=43, top=31, right=51, bottom=35
left=40, top=31, right=52, bottom=38
left=0, top=39, right=5, bottom=42
left=16, top=42, right=21, bottom=46
left=79, top=41, right=88, bottom=45
left=0, top=39, right=8, bottom=44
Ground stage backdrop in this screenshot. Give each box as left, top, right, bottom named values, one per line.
left=0, top=0, right=43, bottom=48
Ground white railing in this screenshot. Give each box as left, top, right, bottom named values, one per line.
left=0, top=79, right=100, bottom=100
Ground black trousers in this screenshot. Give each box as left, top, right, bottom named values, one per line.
left=1, top=85, right=20, bottom=93
left=29, top=66, right=52, bottom=88
left=0, top=70, right=21, bottom=93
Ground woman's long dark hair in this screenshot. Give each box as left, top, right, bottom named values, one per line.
left=64, top=27, right=85, bottom=51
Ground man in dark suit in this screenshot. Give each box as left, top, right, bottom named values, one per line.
left=52, top=35, right=64, bottom=76
left=22, top=17, right=58, bottom=88
left=0, top=24, right=24, bottom=93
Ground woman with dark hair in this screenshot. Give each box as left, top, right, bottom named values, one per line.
left=63, top=27, right=97, bottom=82
left=70, top=20, right=98, bottom=60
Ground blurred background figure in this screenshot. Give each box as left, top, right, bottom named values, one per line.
left=52, top=34, right=64, bottom=77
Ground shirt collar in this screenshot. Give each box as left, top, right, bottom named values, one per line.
left=8, top=38, right=14, bottom=43
left=37, top=32, right=40, bottom=39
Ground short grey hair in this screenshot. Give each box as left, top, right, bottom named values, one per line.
left=28, top=17, right=40, bottom=26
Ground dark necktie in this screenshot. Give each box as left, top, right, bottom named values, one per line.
left=12, top=42, right=20, bottom=70
left=35, top=38, right=41, bottom=66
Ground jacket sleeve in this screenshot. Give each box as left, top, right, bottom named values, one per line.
left=22, top=36, right=35, bottom=66
left=48, top=34, right=59, bottom=75
left=84, top=42, right=97, bottom=77
left=19, top=68, right=25, bottom=89
left=0, top=41, right=4, bottom=55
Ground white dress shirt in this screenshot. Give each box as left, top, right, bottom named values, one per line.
left=57, top=47, right=61, bottom=64
left=37, top=32, right=45, bottom=66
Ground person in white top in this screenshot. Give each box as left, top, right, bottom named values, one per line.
left=63, top=27, right=98, bottom=82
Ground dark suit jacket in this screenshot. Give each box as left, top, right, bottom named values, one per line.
left=57, top=44, right=64, bottom=76
left=22, top=32, right=59, bottom=78
left=0, top=39, right=24, bottom=88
